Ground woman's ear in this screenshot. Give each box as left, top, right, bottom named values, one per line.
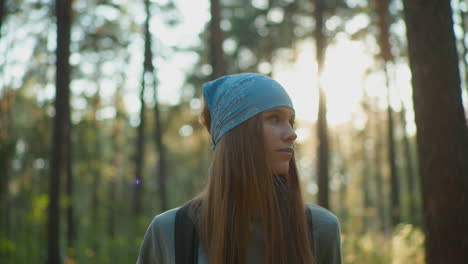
left=200, top=102, right=211, bottom=134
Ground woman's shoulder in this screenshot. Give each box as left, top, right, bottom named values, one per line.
left=306, top=203, right=339, bottom=229
left=306, top=203, right=340, bottom=239
left=305, top=203, right=342, bottom=264
left=137, top=208, right=181, bottom=264
left=148, top=207, right=180, bottom=231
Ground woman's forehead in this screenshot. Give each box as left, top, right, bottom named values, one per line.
left=263, top=106, right=295, bottom=117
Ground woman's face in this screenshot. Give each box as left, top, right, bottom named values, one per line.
left=261, top=106, right=297, bottom=175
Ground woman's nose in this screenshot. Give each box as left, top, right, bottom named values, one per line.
left=284, top=126, right=297, bottom=142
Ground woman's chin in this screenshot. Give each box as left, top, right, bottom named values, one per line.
left=272, top=165, right=289, bottom=175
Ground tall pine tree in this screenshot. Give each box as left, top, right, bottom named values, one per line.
left=403, top=0, right=468, bottom=262
left=48, top=0, right=72, bottom=263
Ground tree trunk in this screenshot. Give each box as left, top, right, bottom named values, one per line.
left=376, top=0, right=400, bottom=227
left=0, top=0, right=12, bottom=244
left=0, top=0, right=5, bottom=39
left=384, top=67, right=400, bottom=226
left=90, top=92, right=101, bottom=253
left=0, top=88, right=14, bottom=241
left=109, top=178, right=116, bottom=237
left=66, top=115, right=75, bottom=256
left=144, top=0, right=168, bottom=212
left=210, top=0, right=226, bottom=79
left=48, top=0, right=72, bottom=263
left=360, top=110, right=372, bottom=231
left=314, top=0, right=329, bottom=209
left=153, top=77, right=168, bottom=212
left=374, top=106, right=387, bottom=232
left=333, top=133, right=347, bottom=231
left=133, top=0, right=163, bottom=216
left=337, top=164, right=347, bottom=231
left=458, top=1, right=468, bottom=96
left=402, top=1, right=468, bottom=262
left=134, top=74, right=145, bottom=216
left=109, top=87, right=124, bottom=239
left=154, top=106, right=167, bottom=213
left=134, top=0, right=152, bottom=215
left=399, top=104, right=419, bottom=225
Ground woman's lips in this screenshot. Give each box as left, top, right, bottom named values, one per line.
left=277, top=147, right=293, bottom=155
left=277, top=147, right=293, bottom=152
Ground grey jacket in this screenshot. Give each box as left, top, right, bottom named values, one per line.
left=137, top=203, right=342, bottom=264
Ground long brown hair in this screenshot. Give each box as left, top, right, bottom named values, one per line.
left=194, top=103, right=314, bottom=264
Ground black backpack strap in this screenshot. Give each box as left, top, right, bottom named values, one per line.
left=306, top=206, right=316, bottom=255
left=175, top=201, right=199, bottom=264
left=176, top=202, right=314, bottom=264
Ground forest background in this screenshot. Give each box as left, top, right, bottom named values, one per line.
left=1, top=0, right=467, bottom=263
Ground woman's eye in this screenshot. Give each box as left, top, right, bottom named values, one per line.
left=269, top=115, right=280, bottom=122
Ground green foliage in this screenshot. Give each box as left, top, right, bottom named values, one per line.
left=0, top=235, right=15, bottom=259
left=391, top=224, right=425, bottom=264
left=30, top=194, right=48, bottom=224
left=342, top=224, right=424, bottom=264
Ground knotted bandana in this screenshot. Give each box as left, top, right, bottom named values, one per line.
left=202, top=73, right=294, bottom=149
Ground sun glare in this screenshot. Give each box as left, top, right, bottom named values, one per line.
left=274, top=36, right=375, bottom=127
left=322, top=37, right=373, bottom=125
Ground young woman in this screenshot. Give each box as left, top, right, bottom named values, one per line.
left=137, top=73, right=342, bottom=264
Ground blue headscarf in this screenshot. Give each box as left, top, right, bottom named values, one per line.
left=202, top=73, right=294, bottom=149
